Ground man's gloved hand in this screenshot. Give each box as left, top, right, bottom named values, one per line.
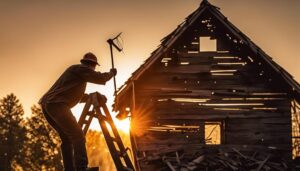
left=110, top=68, right=117, bottom=76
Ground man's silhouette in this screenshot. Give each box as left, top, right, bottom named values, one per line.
left=39, top=52, right=116, bottom=171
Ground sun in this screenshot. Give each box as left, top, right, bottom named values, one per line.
left=71, top=103, right=131, bottom=133
left=113, top=117, right=131, bottom=133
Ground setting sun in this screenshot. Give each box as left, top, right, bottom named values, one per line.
left=113, top=118, right=131, bottom=133
left=71, top=103, right=131, bottom=133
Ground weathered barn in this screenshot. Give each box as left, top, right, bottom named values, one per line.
left=113, top=0, right=300, bottom=170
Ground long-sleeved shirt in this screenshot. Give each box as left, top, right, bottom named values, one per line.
left=39, top=64, right=113, bottom=107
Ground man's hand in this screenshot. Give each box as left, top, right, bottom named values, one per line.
left=110, top=68, right=117, bottom=76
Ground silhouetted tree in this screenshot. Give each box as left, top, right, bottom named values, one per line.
left=0, top=93, right=26, bottom=171
left=20, top=105, right=63, bottom=170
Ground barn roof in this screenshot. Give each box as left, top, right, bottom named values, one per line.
left=114, top=0, right=300, bottom=110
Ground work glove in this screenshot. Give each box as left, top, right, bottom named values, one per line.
left=110, top=68, right=117, bottom=76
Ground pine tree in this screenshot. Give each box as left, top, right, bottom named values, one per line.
left=0, top=93, right=26, bottom=171
left=21, top=105, right=63, bottom=170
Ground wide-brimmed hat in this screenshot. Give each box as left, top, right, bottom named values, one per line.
left=80, top=52, right=100, bottom=66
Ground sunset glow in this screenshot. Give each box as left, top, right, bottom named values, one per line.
left=113, top=118, right=131, bottom=133
left=0, top=0, right=299, bottom=117
left=71, top=84, right=131, bottom=134
left=0, top=0, right=299, bottom=170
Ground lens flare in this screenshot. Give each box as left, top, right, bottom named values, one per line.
left=113, top=117, right=131, bottom=133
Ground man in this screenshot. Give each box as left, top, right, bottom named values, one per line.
left=39, top=52, right=117, bottom=171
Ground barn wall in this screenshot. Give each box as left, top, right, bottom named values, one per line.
left=126, top=13, right=293, bottom=170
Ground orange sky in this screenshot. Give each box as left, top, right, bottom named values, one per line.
left=0, top=0, right=299, bottom=117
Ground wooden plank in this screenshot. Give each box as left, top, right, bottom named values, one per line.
left=185, top=43, right=199, bottom=52
left=136, top=82, right=274, bottom=93
left=134, top=143, right=291, bottom=154
left=140, top=69, right=267, bottom=82
left=225, top=135, right=291, bottom=144
left=155, top=64, right=211, bottom=73
left=145, top=99, right=289, bottom=109
left=178, top=51, right=234, bottom=58
left=137, top=94, right=288, bottom=102
left=152, top=64, right=251, bottom=74
left=141, top=71, right=273, bottom=88
left=151, top=106, right=289, bottom=114
left=134, top=94, right=289, bottom=114
left=135, top=133, right=201, bottom=145
left=179, top=56, right=244, bottom=64
left=227, top=117, right=291, bottom=125
left=136, top=88, right=287, bottom=98
left=153, top=112, right=289, bottom=120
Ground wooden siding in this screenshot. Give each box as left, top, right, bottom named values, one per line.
left=109, top=2, right=300, bottom=170
left=128, top=22, right=292, bottom=170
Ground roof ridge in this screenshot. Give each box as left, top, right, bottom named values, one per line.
left=200, top=0, right=220, bottom=10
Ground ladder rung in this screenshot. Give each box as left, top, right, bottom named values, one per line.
left=110, top=137, right=120, bottom=143
left=117, top=150, right=129, bottom=158
left=83, top=120, right=90, bottom=124
left=98, top=115, right=109, bottom=122
left=86, top=111, right=94, bottom=116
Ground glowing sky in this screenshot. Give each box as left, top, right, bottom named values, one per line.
left=0, top=0, right=299, bottom=117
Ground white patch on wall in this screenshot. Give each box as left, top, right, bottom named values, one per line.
left=199, top=37, right=217, bottom=52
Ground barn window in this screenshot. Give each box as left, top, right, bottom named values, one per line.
left=199, top=37, right=217, bottom=52
left=204, top=121, right=221, bottom=145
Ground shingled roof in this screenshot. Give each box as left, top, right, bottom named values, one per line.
left=114, top=0, right=300, bottom=110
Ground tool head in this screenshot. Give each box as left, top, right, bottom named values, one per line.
left=81, top=52, right=100, bottom=66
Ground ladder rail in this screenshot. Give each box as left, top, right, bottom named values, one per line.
left=95, top=107, right=125, bottom=170
left=100, top=102, right=135, bottom=170
left=78, top=98, right=92, bottom=135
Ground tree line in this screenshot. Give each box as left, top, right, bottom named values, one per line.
left=0, top=93, right=130, bottom=171
left=0, top=93, right=63, bottom=170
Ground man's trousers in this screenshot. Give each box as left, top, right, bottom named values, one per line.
left=41, top=102, right=88, bottom=171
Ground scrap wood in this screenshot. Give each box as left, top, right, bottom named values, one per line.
left=162, top=156, right=177, bottom=171
left=218, top=159, right=238, bottom=171
left=180, top=165, right=197, bottom=171
left=256, top=154, right=270, bottom=171
left=165, top=161, right=177, bottom=171
left=217, top=155, right=239, bottom=166
left=232, top=148, right=248, bottom=159
left=157, top=148, right=296, bottom=171
left=189, top=155, right=205, bottom=165
left=176, top=151, right=181, bottom=164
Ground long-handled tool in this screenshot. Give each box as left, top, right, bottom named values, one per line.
left=107, top=33, right=123, bottom=94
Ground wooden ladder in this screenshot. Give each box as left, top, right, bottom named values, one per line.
left=78, top=92, right=135, bottom=171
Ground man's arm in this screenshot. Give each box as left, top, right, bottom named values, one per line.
left=74, top=65, right=116, bottom=85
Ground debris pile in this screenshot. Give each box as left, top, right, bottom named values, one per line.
left=144, top=148, right=297, bottom=171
